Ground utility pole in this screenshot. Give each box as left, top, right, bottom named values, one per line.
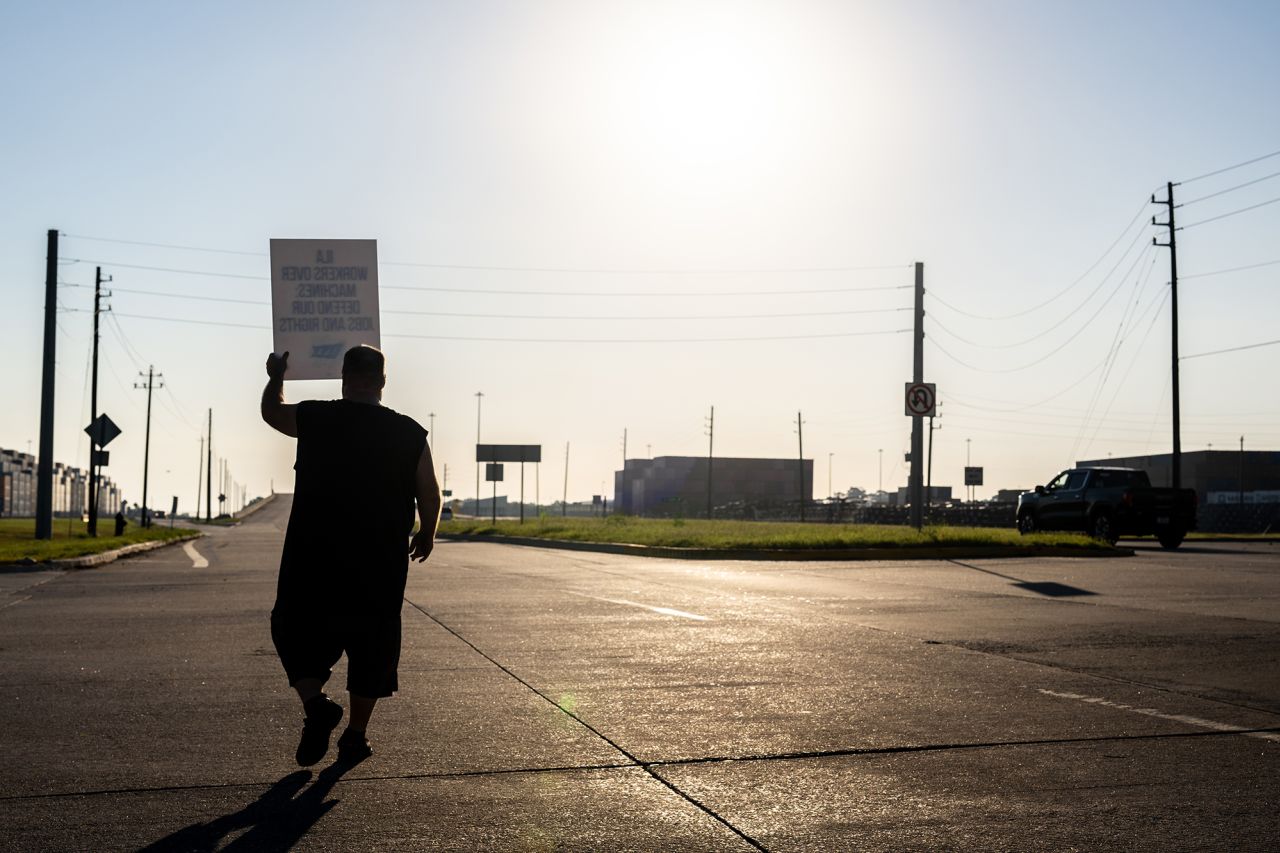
left=36, top=229, right=58, bottom=540
left=196, top=436, right=204, bottom=520
left=87, top=266, right=111, bottom=536
left=134, top=366, right=163, bottom=526
left=796, top=410, right=806, bottom=522
left=966, top=437, right=972, bottom=502
left=562, top=441, right=569, bottom=516
left=878, top=448, right=883, bottom=494
left=474, top=392, right=483, bottom=517
left=909, top=261, right=925, bottom=529
left=1240, top=436, right=1245, bottom=506
left=828, top=452, right=834, bottom=501
left=428, top=412, right=435, bottom=449
left=205, top=410, right=213, bottom=523
left=927, top=416, right=941, bottom=510
left=1153, top=183, right=1182, bottom=488
left=622, top=428, right=627, bottom=468
left=705, top=406, right=715, bottom=520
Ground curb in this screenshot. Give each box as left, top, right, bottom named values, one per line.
left=2, top=532, right=204, bottom=572
left=435, top=534, right=1132, bottom=561
left=1123, top=536, right=1279, bottom=544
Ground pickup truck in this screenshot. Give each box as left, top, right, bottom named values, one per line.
left=1016, top=467, right=1197, bottom=548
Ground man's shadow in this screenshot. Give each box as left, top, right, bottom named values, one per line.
left=139, top=758, right=363, bottom=852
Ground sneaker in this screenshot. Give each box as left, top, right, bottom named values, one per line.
left=336, top=728, right=373, bottom=764
left=295, top=696, right=343, bottom=767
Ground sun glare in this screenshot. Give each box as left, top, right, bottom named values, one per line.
left=592, top=8, right=809, bottom=188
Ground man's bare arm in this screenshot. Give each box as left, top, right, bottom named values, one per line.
left=409, top=442, right=443, bottom=563
left=261, top=352, right=298, bottom=437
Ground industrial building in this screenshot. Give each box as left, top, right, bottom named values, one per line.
left=0, top=448, right=122, bottom=518
left=1075, top=450, right=1280, bottom=504
left=614, top=456, right=812, bottom=517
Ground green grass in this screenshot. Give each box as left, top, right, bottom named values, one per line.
left=438, top=516, right=1111, bottom=551
left=0, top=518, right=198, bottom=564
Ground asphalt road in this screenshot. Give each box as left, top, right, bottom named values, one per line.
left=1, top=495, right=1276, bottom=851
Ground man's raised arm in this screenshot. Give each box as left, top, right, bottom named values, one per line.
left=409, top=442, right=443, bottom=563
left=261, top=352, right=298, bottom=437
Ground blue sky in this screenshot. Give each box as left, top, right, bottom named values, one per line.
left=3, top=0, right=1278, bottom=509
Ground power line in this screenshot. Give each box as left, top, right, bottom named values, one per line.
left=942, top=356, right=1110, bottom=413
left=1180, top=195, right=1280, bottom=229
left=1182, top=338, right=1280, bottom=360
left=1178, top=169, right=1280, bottom=205
left=58, top=257, right=912, bottom=296
left=1181, top=258, right=1280, bottom=280
left=1178, top=147, right=1280, bottom=184
left=63, top=234, right=265, bottom=257
left=926, top=241, right=1153, bottom=372
left=60, top=236, right=911, bottom=274
left=925, top=196, right=1151, bottom=322
left=114, top=287, right=267, bottom=305
left=1072, top=259, right=1167, bottom=460
left=107, top=286, right=911, bottom=320
left=111, top=311, right=911, bottom=344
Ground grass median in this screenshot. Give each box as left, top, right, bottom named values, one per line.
left=438, top=515, right=1112, bottom=554
left=0, top=518, right=198, bottom=564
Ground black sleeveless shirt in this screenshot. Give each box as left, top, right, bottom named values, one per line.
left=281, top=399, right=428, bottom=577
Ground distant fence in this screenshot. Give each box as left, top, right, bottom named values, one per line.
left=1197, top=503, right=1280, bottom=534
left=707, top=500, right=1280, bottom=534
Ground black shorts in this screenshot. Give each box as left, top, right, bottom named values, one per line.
left=270, top=579, right=406, bottom=699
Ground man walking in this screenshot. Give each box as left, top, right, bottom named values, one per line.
left=261, top=345, right=441, bottom=765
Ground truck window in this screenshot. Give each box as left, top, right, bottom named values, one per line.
left=1064, top=471, right=1088, bottom=490
left=1047, top=471, right=1072, bottom=491
left=1092, top=469, right=1152, bottom=489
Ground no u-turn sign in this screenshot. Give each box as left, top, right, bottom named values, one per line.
left=904, top=382, right=937, bottom=418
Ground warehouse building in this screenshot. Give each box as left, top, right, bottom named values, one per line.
left=614, top=456, right=812, bottom=517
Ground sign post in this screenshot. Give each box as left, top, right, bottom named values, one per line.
left=484, top=463, right=504, bottom=524
left=964, top=466, right=983, bottom=502
left=84, top=414, right=121, bottom=535
left=270, top=239, right=380, bottom=380
left=477, top=445, right=542, bottom=526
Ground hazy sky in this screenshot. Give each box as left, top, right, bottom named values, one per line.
left=3, top=0, right=1278, bottom=510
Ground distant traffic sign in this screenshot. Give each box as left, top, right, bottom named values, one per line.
left=476, top=444, right=542, bottom=463
left=85, top=414, right=121, bottom=447
left=965, top=466, right=984, bottom=486
left=485, top=463, right=504, bottom=482
left=904, top=382, right=937, bottom=418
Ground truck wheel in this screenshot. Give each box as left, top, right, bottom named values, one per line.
left=1089, top=511, right=1118, bottom=545
left=1157, top=529, right=1185, bottom=550
left=1017, top=512, right=1037, bottom=535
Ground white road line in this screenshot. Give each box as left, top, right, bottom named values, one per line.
left=568, top=592, right=710, bottom=621
left=183, top=541, right=209, bottom=569
left=0, top=595, right=32, bottom=612
left=1039, top=688, right=1280, bottom=743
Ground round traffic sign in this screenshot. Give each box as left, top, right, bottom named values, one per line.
left=905, top=382, right=936, bottom=417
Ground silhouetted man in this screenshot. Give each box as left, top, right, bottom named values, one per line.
left=261, top=345, right=441, bottom=765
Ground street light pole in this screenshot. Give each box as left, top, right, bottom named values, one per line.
left=474, top=391, right=483, bottom=517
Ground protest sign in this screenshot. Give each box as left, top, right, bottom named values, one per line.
left=270, top=238, right=380, bottom=380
